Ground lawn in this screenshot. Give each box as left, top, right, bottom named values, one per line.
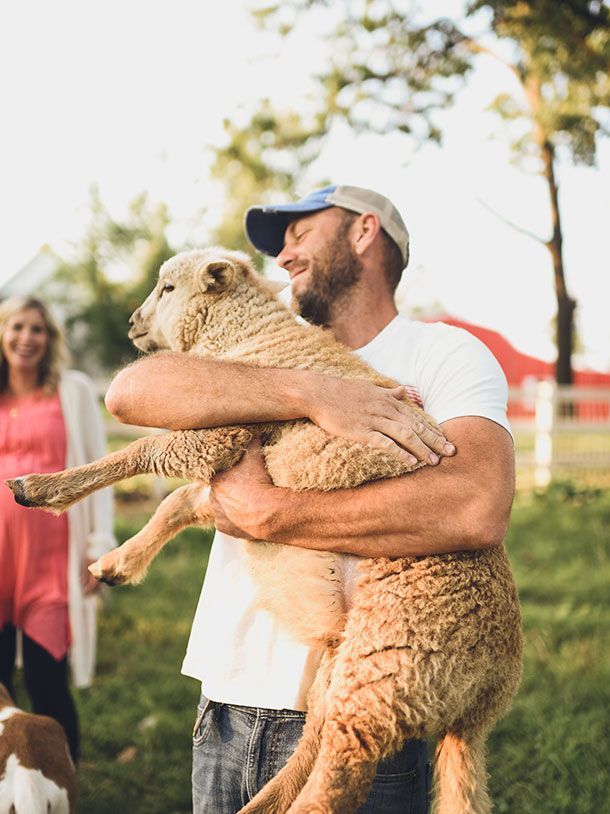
left=486, top=482, right=610, bottom=813
left=21, top=483, right=608, bottom=813
left=74, top=512, right=211, bottom=814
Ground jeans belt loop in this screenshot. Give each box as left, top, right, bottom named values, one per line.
left=192, top=698, right=212, bottom=738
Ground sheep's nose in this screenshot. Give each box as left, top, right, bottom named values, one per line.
left=129, top=309, right=140, bottom=326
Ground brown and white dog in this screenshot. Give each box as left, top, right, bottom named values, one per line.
left=0, top=683, right=76, bottom=814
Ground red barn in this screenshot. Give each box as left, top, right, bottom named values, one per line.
left=424, top=314, right=610, bottom=420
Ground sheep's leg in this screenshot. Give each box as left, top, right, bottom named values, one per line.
left=434, top=729, right=490, bottom=814
left=286, top=667, right=408, bottom=814
left=286, top=646, right=493, bottom=814
left=282, top=562, right=437, bottom=814
left=432, top=671, right=522, bottom=814
left=4, top=426, right=253, bottom=514
left=89, top=481, right=214, bottom=586
left=5, top=439, right=154, bottom=514
left=237, top=648, right=336, bottom=814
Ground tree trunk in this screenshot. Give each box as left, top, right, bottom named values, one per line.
left=540, top=138, right=576, bottom=385
left=556, top=294, right=576, bottom=386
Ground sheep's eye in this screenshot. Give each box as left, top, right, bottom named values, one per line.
left=160, top=283, right=175, bottom=296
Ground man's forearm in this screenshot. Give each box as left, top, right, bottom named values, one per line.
left=105, top=353, right=312, bottom=429
left=105, top=352, right=453, bottom=465
left=261, top=465, right=499, bottom=556
left=235, top=418, right=515, bottom=557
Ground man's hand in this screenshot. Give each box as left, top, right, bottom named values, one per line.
left=304, top=375, right=455, bottom=467
left=210, top=418, right=513, bottom=557
left=209, top=441, right=276, bottom=540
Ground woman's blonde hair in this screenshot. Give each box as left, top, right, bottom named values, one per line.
left=0, top=296, right=69, bottom=395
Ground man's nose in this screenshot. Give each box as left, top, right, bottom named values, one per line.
left=276, top=245, right=295, bottom=270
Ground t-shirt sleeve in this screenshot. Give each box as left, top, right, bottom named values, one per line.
left=416, top=325, right=512, bottom=438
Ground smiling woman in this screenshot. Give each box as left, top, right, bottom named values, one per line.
left=2, top=309, right=48, bottom=371
left=0, top=296, right=116, bottom=765
left=0, top=300, right=66, bottom=395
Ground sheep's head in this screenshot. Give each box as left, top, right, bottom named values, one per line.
left=129, top=248, right=253, bottom=352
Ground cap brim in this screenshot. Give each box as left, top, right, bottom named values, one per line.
left=245, top=201, right=333, bottom=257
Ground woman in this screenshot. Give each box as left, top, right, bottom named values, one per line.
left=0, top=296, right=116, bottom=763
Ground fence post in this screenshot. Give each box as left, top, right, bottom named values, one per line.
left=534, top=381, right=556, bottom=487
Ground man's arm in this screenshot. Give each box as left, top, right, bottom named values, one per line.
left=106, top=353, right=311, bottom=428
left=209, top=417, right=515, bottom=557
left=105, top=353, right=454, bottom=467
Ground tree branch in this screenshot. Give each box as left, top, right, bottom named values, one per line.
left=460, top=36, right=523, bottom=85
left=476, top=196, right=547, bottom=246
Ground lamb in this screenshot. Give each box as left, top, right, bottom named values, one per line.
left=5, top=248, right=523, bottom=814
left=0, top=682, right=76, bottom=814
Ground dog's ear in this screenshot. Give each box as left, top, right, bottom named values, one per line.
left=197, top=259, right=236, bottom=293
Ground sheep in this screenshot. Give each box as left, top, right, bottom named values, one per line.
left=0, top=683, right=76, bottom=814
left=5, top=248, right=523, bottom=814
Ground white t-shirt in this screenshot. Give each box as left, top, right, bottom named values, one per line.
left=181, top=314, right=512, bottom=710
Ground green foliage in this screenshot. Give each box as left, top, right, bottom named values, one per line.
left=248, top=0, right=610, bottom=165
left=479, top=0, right=610, bottom=166
left=209, top=100, right=329, bottom=260
left=49, top=188, right=176, bottom=371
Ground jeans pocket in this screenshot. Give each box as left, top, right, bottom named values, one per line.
left=373, top=766, right=418, bottom=786
left=364, top=767, right=418, bottom=813
left=192, top=697, right=215, bottom=747
left=361, top=740, right=427, bottom=813
left=374, top=738, right=422, bottom=781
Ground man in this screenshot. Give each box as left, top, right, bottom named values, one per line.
left=105, top=184, right=515, bottom=813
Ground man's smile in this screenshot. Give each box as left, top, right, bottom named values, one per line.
left=289, top=266, right=308, bottom=281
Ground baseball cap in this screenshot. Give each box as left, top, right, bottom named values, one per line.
left=244, top=184, right=410, bottom=267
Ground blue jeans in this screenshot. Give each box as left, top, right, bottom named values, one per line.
left=192, top=696, right=431, bottom=813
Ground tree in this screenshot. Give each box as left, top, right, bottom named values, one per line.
left=209, top=101, right=329, bottom=263
left=226, top=0, right=610, bottom=383
left=48, top=188, right=176, bottom=372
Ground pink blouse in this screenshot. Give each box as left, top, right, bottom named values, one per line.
left=0, top=390, right=70, bottom=660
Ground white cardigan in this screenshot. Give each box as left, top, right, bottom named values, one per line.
left=59, top=370, right=117, bottom=688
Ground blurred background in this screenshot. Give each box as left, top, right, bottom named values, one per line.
left=1, top=1, right=609, bottom=811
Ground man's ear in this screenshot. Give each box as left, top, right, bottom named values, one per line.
left=198, top=260, right=236, bottom=293
left=353, top=212, right=381, bottom=257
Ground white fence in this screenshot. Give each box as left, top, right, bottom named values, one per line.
left=508, top=383, right=610, bottom=487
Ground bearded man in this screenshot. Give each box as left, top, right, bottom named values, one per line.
left=105, top=185, right=515, bottom=814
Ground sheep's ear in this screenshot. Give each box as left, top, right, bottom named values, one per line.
left=198, top=260, right=235, bottom=293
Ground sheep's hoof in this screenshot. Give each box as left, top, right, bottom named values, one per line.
left=5, top=478, right=38, bottom=508
left=89, top=558, right=128, bottom=587
left=98, top=574, right=122, bottom=587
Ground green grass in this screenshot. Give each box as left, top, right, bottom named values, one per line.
left=488, top=482, right=610, bottom=813
left=75, top=517, right=213, bottom=814
left=13, top=485, right=608, bottom=813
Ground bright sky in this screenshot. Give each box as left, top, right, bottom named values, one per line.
left=1, top=0, right=609, bottom=370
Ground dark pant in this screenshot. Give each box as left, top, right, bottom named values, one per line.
left=192, top=695, right=430, bottom=813
left=0, top=624, right=79, bottom=763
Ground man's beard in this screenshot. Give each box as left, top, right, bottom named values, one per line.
left=293, top=235, right=364, bottom=327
